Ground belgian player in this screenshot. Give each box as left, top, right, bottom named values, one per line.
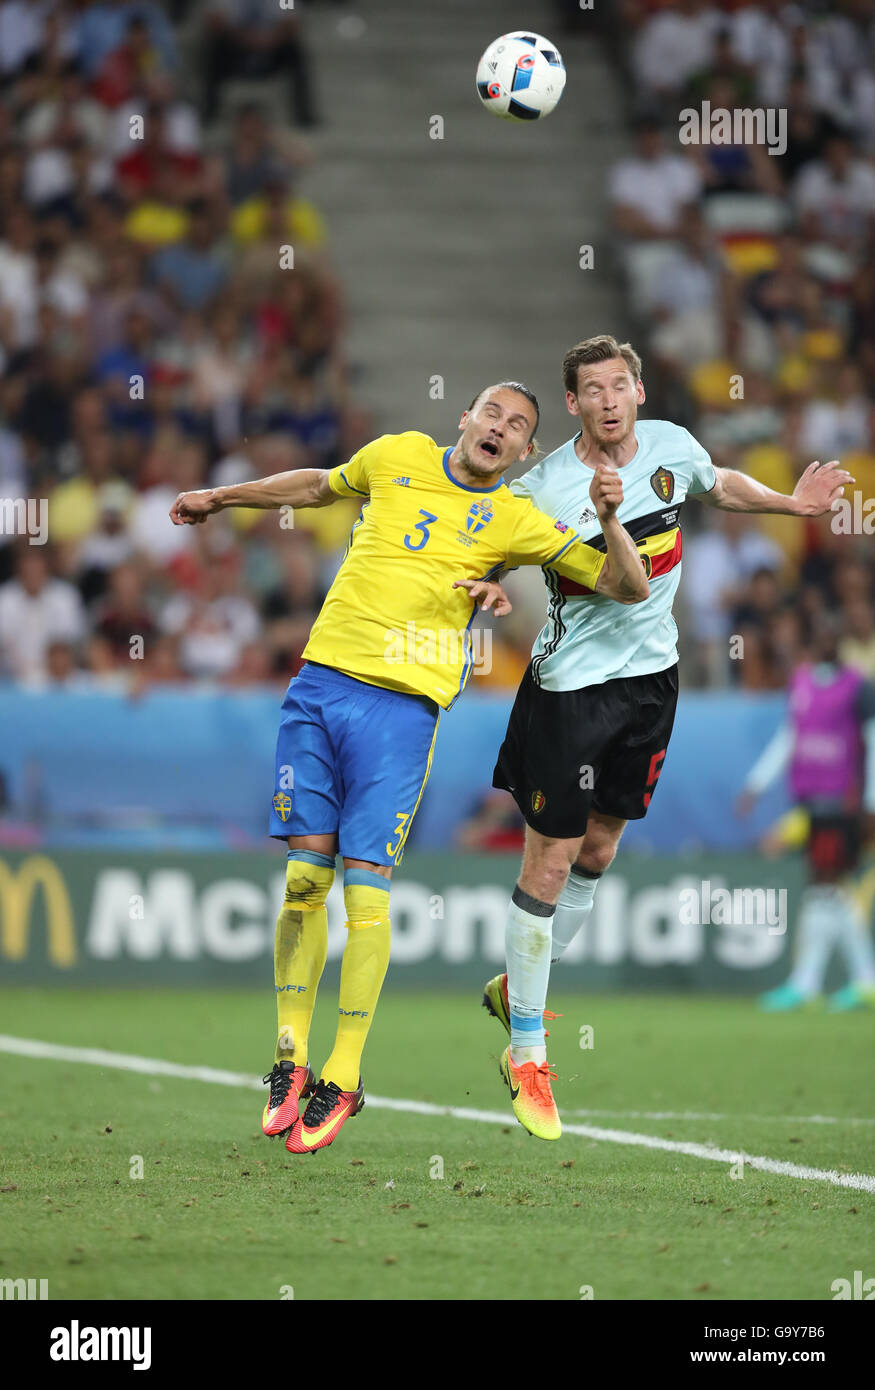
left=170, top=382, right=649, bottom=1152
left=481, top=337, right=852, bottom=1139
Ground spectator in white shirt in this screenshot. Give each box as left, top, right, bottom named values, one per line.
left=609, top=119, right=703, bottom=241
left=160, top=552, right=260, bottom=679
left=130, top=435, right=203, bottom=565
left=632, top=0, right=720, bottom=99
left=78, top=482, right=137, bottom=598
left=800, top=362, right=873, bottom=460
left=794, top=131, right=875, bottom=258
left=729, top=0, right=797, bottom=106
left=0, top=547, right=86, bottom=682
left=647, top=207, right=726, bottom=319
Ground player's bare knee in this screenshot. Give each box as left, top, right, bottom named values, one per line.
left=578, top=817, right=625, bottom=876
left=520, top=831, right=580, bottom=901
left=577, top=840, right=617, bottom=876
left=519, top=855, right=572, bottom=905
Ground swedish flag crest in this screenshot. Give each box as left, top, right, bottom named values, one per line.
left=466, top=499, right=494, bottom=534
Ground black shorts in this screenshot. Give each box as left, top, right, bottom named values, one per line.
left=492, top=662, right=679, bottom=839
left=805, top=808, right=862, bottom=881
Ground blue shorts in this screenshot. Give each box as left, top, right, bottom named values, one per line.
left=269, top=663, right=440, bottom=865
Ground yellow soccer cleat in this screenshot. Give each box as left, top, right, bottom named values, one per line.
left=499, top=1046, right=562, bottom=1141
left=482, top=973, right=562, bottom=1037
left=483, top=973, right=512, bottom=1032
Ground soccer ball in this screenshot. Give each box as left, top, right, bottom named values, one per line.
left=475, top=32, right=566, bottom=122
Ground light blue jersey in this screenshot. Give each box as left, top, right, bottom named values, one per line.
left=512, top=419, right=716, bottom=690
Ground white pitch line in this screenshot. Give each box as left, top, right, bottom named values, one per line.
left=564, top=1108, right=875, bottom=1126
left=2, top=1034, right=874, bottom=1195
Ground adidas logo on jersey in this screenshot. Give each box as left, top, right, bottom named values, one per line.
left=392, top=476, right=411, bottom=486
left=578, top=506, right=597, bottom=526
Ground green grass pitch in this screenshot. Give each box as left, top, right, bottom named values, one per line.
left=1, top=987, right=872, bottom=1301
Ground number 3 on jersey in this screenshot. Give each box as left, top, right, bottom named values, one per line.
left=403, top=509, right=438, bottom=551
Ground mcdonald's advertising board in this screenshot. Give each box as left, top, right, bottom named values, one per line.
left=0, top=849, right=870, bottom=990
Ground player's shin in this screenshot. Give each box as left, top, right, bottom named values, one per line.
left=274, top=852, right=335, bottom=1063
left=551, top=865, right=601, bottom=962
left=833, top=885, right=875, bottom=986
left=321, top=870, right=391, bottom=1091
left=786, top=884, right=844, bottom=998
left=506, top=885, right=554, bottom=1065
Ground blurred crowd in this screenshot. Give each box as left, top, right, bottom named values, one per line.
left=0, top=0, right=370, bottom=692
left=0, top=1, right=872, bottom=698
left=609, top=0, right=875, bottom=688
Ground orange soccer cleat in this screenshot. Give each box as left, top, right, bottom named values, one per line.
left=499, top=1046, right=562, bottom=1141
left=262, top=1060, right=317, bottom=1138
left=285, top=1077, right=365, bottom=1154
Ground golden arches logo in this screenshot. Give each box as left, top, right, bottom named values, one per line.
left=0, top=856, right=77, bottom=968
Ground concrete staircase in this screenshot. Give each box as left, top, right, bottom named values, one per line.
left=291, top=0, right=629, bottom=456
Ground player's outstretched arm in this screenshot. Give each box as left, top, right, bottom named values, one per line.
left=170, top=469, right=336, bottom=526
left=697, top=459, right=853, bottom=515
left=735, top=722, right=793, bottom=817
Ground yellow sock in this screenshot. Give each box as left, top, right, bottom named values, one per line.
left=274, top=854, right=334, bottom=1064
left=321, top=873, right=391, bottom=1091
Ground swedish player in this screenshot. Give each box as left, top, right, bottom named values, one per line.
left=170, top=382, right=649, bottom=1153
left=481, top=337, right=853, bottom=1140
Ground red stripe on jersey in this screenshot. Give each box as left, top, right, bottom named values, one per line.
left=557, top=529, right=682, bottom=597
left=558, top=576, right=596, bottom=597
left=649, top=529, right=683, bottom=577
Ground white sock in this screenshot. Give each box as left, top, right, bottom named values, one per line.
left=506, top=885, right=553, bottom=1065
left=790, top=886, right=844, bottom=996
left=834, top=886, right=875, bottom=985
left=552, top=866, right=601, bottom=962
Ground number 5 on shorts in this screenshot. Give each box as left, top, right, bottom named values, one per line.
left=643, top=748, right=666, bottom=809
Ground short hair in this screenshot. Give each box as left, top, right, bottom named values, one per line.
left=562, top=336, right=642, bottom=395
left=467, top=380, right=540, bottom=440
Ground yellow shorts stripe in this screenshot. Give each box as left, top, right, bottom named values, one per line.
left=396, top=713, right=441, bottom=866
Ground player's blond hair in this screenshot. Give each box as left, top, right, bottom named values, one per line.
left=562, top=336, right=642, bottom=395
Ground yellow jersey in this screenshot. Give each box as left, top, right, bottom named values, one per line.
left=302, top=432, right=605, bottom=709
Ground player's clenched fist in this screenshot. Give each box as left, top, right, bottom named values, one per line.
left=589, top=464, right=623, bottom=523
left=170, top=489, right=220, bottom=525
